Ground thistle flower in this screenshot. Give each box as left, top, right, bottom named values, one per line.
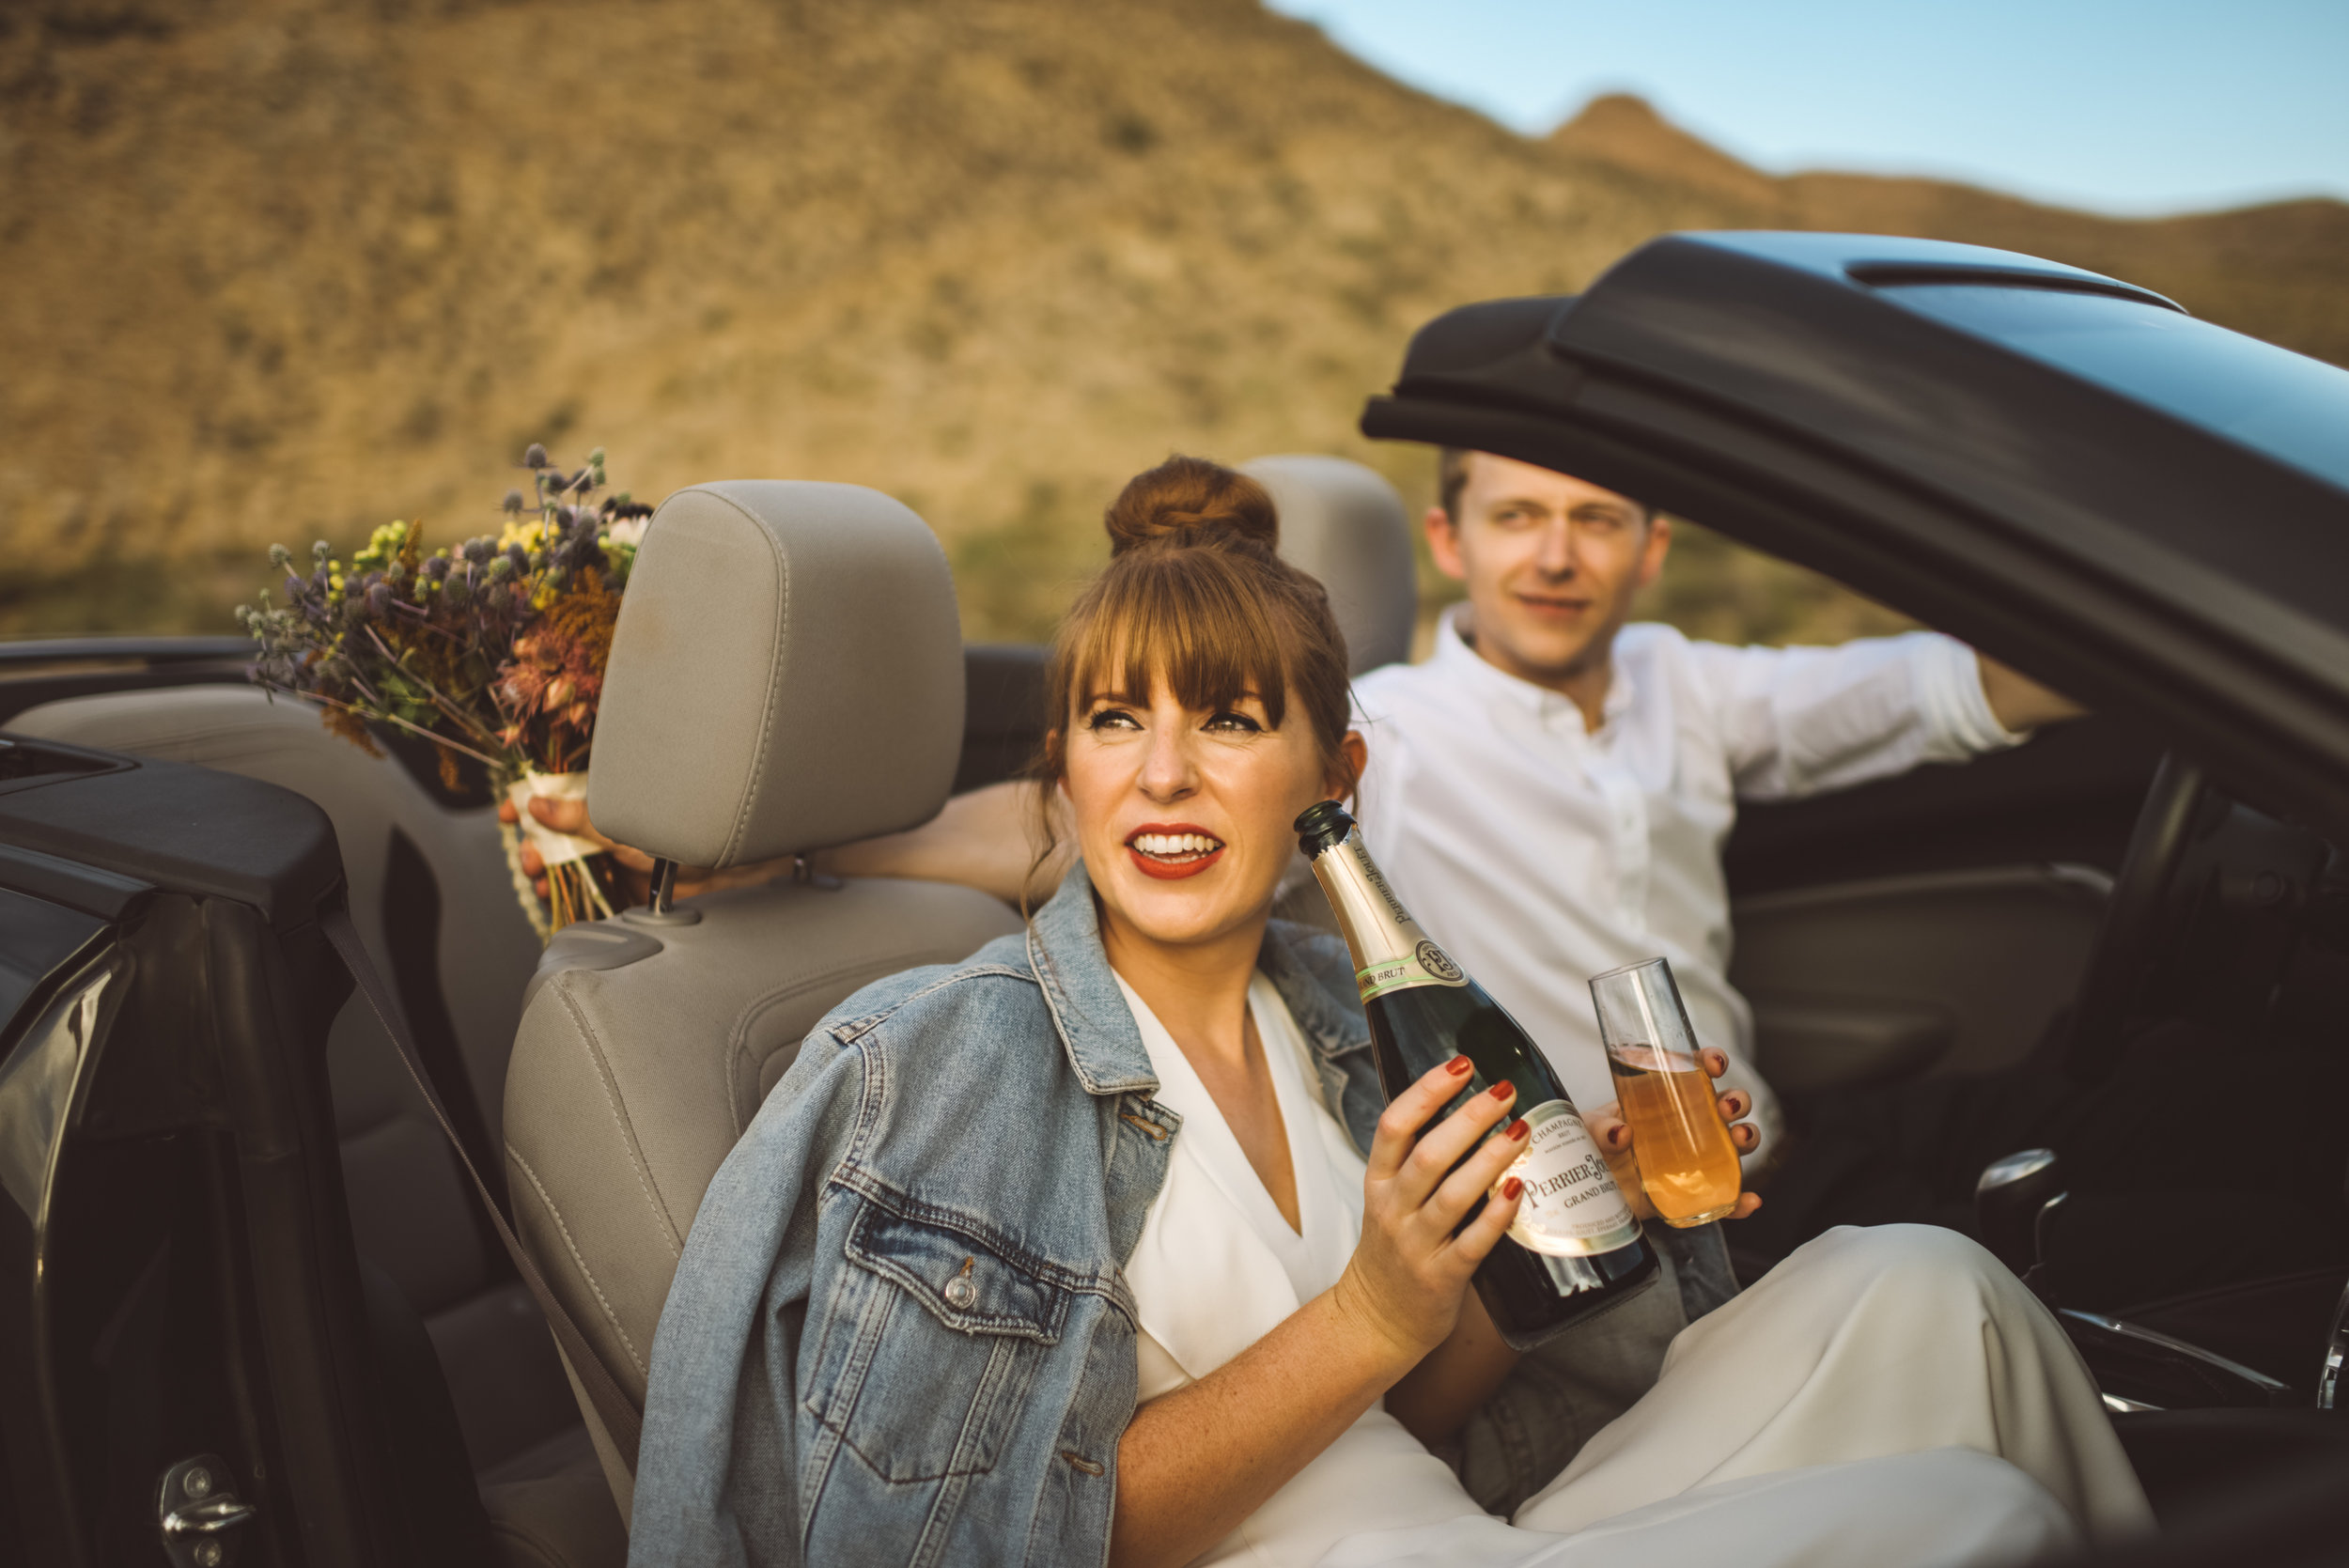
left=506, top=543, right=531, bottom=574
left=424, top=555, right=451, bottom=581
left=314, top=540, right=332, bottom=563
left=524, top=443, right=549, bottom=469
left=488, top=555, right=515, bottom=582
left=463, top=536, right=494, bottom=564
left=269, top=543, right=292, bottom=569
left=366, top=582, right=395, bottom=618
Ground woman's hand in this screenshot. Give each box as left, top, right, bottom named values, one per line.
left=497, top=796, right=727, bottom=907
left=1331, top=1058, right=1529, bottom=1362
left=1584, top=1047, right=1764, bottom=1222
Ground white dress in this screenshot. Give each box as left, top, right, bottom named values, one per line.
left=1114, top=975, right=2152, bottom=1568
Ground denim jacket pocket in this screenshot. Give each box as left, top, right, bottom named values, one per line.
left=805, top=1197, right=1072, bottom=1484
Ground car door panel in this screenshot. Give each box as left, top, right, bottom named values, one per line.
left=1732, top=862, right=2108, bottom=1095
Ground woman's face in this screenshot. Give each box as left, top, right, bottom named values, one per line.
left=1060, top=672, right=1358, bottom=954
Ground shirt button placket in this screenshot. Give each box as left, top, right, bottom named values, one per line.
left=1595, top=763, right=1648, bottom=927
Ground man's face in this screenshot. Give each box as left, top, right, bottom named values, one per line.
left=1425, top=453, right=1671, bottom=689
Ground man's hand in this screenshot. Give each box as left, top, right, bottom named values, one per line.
left=1978, top=654, right=2086, bottom=734
left=1583, top=1048, right=1764, bottom=1223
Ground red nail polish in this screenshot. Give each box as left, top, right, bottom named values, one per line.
left=1501, top=1176, right=1524, bottom=1201
left=1508, top=1118, right=1530, bottom=1141
left=1446, top=1055, right=1474, bottom=1076
left=1487, top=1080, right=1515, bottom=1100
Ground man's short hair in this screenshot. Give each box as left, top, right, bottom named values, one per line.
left=1437, top=446, right=1475, bottom=521
left=1435, top=446, right=1655, bottom=525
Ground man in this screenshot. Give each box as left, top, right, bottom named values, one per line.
left=1348, top=450, right=2079, bottom=1171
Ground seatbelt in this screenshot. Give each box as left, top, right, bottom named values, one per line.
left=321, top=904, right=645, bottom=1463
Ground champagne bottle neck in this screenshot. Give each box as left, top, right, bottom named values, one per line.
left=1306, top=830, right=1470, bottom=1002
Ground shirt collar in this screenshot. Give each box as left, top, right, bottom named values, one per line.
left=1024, top=861, right=1375, bottom=1096
left=1431, top=602, right=1635, bottom=737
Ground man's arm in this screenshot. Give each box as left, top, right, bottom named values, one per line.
left=1977, top=654, right=2086, bottom=734
left=1706, top=631, right=2080, bottom=802
left=817, top=779, right=1073, bottom=904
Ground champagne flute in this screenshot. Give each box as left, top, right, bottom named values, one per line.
left=1589, top=958, right=1742, bottom=1228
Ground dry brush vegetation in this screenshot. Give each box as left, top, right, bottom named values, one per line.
left=3, top=0, right=2342, bottom=646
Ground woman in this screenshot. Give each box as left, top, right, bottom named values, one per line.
left=628, top=458, right=2148, bottom=1568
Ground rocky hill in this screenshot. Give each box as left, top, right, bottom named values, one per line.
left=3, top=0, right=2342, bottom=642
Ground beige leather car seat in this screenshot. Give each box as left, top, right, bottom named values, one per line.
left=501, top=481, right=1023, bottom=1522
left=1240, top=455, right=1420, bottom=933
left=1243, top=454, right=1419, bottom=675
left=7, top=687, right=612, bottom=1561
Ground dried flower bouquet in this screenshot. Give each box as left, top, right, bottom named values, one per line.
left=240, top=444, right=653, bottom=940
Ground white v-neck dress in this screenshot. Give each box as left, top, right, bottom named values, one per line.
left=1113, top=975, right=2151, bottom=1568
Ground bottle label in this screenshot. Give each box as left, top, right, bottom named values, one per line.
left=1355, top=938, right=1470, bottom=1001
left=1500, top=1100, right=1642, bottom=1258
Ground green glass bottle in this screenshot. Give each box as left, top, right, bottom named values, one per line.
left=1296, top=800, right=1657, bottom=1348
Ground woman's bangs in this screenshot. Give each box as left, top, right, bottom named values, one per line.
left=1067, top=554, right=1291, bottom=726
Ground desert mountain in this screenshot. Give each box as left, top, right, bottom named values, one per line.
left=3, top=0, right=2343, bottom=641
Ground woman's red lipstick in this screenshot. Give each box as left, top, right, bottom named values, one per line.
left=1124, top=823, right=1227, bottom=880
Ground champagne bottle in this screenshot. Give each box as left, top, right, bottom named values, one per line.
left=1295, top=800, right=1657, bottom=1348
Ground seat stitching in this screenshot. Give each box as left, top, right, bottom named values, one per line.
left=506, top=1145, right=648, bottom=1377
left=552, top=985, right=687, bottom=1256
left=727, top=944, right=1006, bottom=1129
left=705, top=488, right=791, bottom=869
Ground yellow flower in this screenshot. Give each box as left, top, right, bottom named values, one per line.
left=498, top=516, right=549, bottom=551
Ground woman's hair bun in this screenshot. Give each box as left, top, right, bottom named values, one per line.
left=1103, top=454, right=1280, bottom=556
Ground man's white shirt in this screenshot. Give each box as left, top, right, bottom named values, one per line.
left=1348, top=606, right=2022, bottom=1151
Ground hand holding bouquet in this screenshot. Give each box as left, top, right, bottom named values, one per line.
left=240, top=444, right=653, bottom=940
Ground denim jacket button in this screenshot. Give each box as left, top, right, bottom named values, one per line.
left=944, top=1275, right=978, bottom=1309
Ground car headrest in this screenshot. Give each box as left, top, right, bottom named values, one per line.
left=588, top=481, right=963, bottom=870
left=1241, top=456, right=1418, bottom=675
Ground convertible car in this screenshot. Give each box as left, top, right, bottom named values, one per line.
left=4, top=232, right=2347, bottom=1566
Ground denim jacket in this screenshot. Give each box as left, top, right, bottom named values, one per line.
left=627, top=863, right=1735, bottom=1568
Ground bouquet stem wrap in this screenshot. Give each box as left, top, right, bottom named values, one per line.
left=499, top=767, right=614, bottom=939
left=506, top=769, right=600, bottom=866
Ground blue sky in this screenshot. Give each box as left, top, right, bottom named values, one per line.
left=1262, top=0, right=2349, bottom=217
